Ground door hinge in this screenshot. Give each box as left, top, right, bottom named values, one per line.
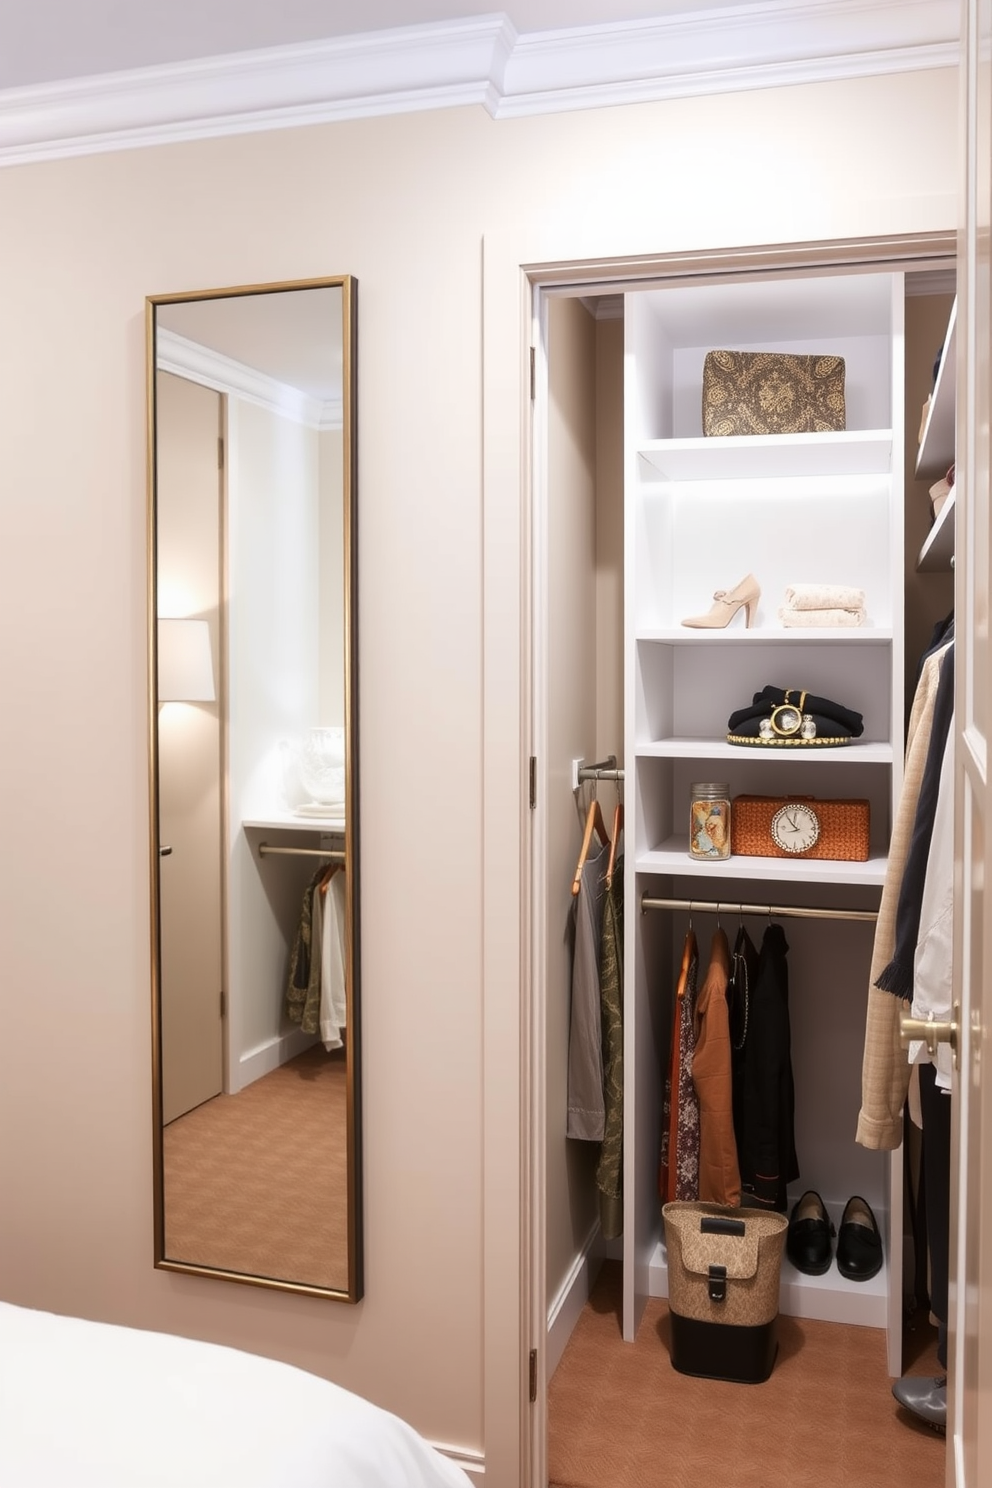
left=529, top=756, right=537, bottom=809
left=529, top=1348, right=538, bottom=1403
left=529, top=345, right=536, bottom=400
left=218, top=436, right=225, bottom=470
left=220, top=988, right=226, bottom=1018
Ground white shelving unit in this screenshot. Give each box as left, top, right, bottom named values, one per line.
left=621, top=271, right=905, bottom=1365
left=916, top=296, right=957, bottom=573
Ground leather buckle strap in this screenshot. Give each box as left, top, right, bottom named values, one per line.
left=708, top=1264, right=728, bottom=1303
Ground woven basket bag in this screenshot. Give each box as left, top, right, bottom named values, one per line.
left=663, top=1202, right=789, bottom=1329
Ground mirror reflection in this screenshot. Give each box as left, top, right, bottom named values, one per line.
left=148, top=277, right=361, bottom=1300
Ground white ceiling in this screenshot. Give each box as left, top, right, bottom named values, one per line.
left=0, top=1, right=746, bottom=89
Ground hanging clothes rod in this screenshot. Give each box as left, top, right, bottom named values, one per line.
left=576, top=754, right=625, bottom=785
left=258, top=843, right=346, bottom=861
left=641, top=896, right=877, bottom=924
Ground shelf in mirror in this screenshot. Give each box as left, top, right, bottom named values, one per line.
left=242, top=813, right=345, bottom=832
left=637, top=430, right=894, bottom=481
left=637, top=842, right=888, bottom=885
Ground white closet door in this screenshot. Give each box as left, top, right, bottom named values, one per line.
left=947, top=2, right=992, bottom=1480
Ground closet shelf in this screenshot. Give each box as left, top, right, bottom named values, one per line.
left=637, top=430, right=893, bottom=482
left=916, top=489, right=955, bottom=572
left=637, top=841, right=888, bottom=886
left=635, top=738, right=894, bottom=764
left=647, top=1239, right=888, bottom=1330
left=636, top=626, right=893, bottom=644
left=915, top=297, right=956, bottom=479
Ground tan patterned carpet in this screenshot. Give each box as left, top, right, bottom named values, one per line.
left=549, top=1262, right=944, bottom=1488
left=162, top=1045, right=349, bottom=1291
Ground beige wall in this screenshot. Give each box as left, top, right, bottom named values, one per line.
left=0, top=64, right=958, bottom=1482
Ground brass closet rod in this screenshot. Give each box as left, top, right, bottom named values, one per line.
left=257, top=844, right=346, bottom=861
left=641, top=896, right=877, bottom=924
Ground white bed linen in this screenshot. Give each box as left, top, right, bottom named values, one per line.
left=0, top=1302, right=472, bottom=1488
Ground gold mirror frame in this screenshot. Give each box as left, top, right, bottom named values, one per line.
left=146, top=276, right=362, bottom=1301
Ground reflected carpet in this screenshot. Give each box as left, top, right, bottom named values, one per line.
left=163, top=1044, right=348, bottom=1290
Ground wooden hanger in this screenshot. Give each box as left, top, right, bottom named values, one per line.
left=572, top=797, right=609, bottom=897
left=605, top=801, right=624, bottom=891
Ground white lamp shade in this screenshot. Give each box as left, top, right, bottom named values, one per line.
left=158, top=618, right=216, bottom=702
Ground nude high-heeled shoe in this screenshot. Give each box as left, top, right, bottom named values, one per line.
left=681, top=573, right=760, bottom=629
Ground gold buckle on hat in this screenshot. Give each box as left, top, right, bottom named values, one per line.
left=764, top=689, right=807, bottom=737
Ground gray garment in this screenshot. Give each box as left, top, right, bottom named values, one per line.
left=566, top=838, right=611, bottom=1140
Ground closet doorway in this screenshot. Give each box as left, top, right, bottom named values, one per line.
left=524, top=233, right=964, bottom=1488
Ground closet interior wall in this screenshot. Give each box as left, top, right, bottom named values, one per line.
left=544, top=295, right=624, bottom=1378
left=544, top=267, right=956, bottom=1388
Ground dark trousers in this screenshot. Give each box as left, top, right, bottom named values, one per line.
left=919, top=1062, right=951, bottom=1370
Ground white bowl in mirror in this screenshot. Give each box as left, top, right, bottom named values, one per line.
left=299, top=727, right=347, bottom=806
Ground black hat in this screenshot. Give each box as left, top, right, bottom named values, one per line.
left=727, top=686, right=864, bottom=747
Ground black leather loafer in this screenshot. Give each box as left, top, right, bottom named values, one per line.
left=786, top=1189, right=834, bottom=1275
left=836, top=1195, right=883, bottom=1281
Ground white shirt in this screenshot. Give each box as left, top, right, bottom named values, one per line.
left=908, top=720, right=954, bottom=1094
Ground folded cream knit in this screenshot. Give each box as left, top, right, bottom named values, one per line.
left=783, top=583, right=866, bottom=612
left=778, top=606, right=866, bottom=628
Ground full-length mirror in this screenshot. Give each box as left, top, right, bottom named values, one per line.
left=147, top=277, right=361, bottom=1300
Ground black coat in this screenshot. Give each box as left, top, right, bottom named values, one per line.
left=729, top=923, right=800, bottom=1212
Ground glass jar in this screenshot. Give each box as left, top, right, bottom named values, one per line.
left=688, top=782, right=731, bottom=861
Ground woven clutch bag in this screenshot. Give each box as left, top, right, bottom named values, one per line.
left=702, top=350, right=846, bottom=436
left=731, top=794, right=870, bottom=861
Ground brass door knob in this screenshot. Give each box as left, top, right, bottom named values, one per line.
left=899, top=1011, right=958, bottom=1058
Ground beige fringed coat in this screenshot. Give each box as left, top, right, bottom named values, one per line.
left=856, top=645, right=950, bottom=1150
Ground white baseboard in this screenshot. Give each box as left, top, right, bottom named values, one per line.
left=235, top=1027, right=318, bottom=1090
left=435, top=1446, right=484, bottom=1482
left=545, top=1225, right=605, bottom=1382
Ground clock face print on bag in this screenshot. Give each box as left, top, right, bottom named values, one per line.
left=770, top=802, right=821, bottom=854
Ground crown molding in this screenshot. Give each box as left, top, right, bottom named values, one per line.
left=157, top=328, right=342, bottom=431
left=496, top=0, right=957, bottom=116
left=0, top=2, right=959, bottom=168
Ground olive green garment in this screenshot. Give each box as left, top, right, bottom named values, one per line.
left=596, top=859, right=624, bottom=1239
left=285, top=866, right=328, bottom=1034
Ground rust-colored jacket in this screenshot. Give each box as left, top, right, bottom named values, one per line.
left=692, top=928, right=741, bottom=1206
